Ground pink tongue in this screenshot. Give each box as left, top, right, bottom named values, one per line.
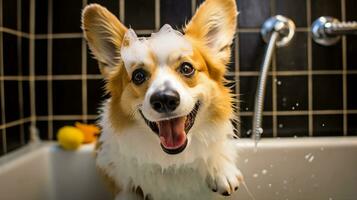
left=158, top=117, right=187, bottom=149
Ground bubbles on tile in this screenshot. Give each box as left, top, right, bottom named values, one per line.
left=278, top=123, right=284, bottom=128
left=262, top=169, right=268, bottom=175
left=252, top=173, right=259, bottom=178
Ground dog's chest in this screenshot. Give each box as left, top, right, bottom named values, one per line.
left=96, top=132, right=220, bottom=200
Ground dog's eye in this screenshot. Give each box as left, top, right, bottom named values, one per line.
left=179, top=62, right=195, bottom=77
left=132, top=69, right=147, bottom=85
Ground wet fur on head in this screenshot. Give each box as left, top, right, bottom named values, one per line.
left=82, top=0, right=241, bottom=199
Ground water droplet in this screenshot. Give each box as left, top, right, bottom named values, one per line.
left=277, top=80, right=282, bottom=85
left=253, top=173, right=259, bottom=178
left=278, top=124, right=284, bottom=128
left=283, top=180, right=288, bottom=184
left=305, top=153, right=315, bottom=162
left=244, top=158, right=249, bottom=164
left=282, top=97, right=287, bottom=102
left=295, top=102, right=299, bottom=107
left=256, top=128, right=263, bottom=134
left=270, top=164, right=274, bottom=168
left=329, top=197, right=333, bottom=200
left=294, top=135, right=298, bottom=138
left=245, top=107, right=249, bottom=111
left=262, top=169, right=268, bottom=175
left=292, top=106, right=295, bottom=110
left=268, top=183, right=272, bottom=188
left=246, top=129, right=252, bottom=135
left=322, top=123, right=326, bottom=127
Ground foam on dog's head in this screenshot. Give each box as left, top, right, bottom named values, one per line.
left=149, top=24, right=192, bottom=65
left=120, top=25, right=192, bottom=74
left=120, top=29, right=150, bottom=74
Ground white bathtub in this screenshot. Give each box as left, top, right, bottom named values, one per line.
left=0, top=137, right=356, bottom=200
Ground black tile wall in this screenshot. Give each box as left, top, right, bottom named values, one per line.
left=275, top=0, right=307, bottom=27
left=160, top=0, right=191, bottom=29
left=347, top=36, right=357, bottom=70
left=35, top=81, right=48, bottom=116
left=277, top=76, right=308, bottom=111
left=88, top=0, right=120, bottom=18
left=35, top=0, right=48, bottom=34
left=3, top=33, right=19, bottom=75
left=239, top=32, right=266, bottom=71
left=87, top=79, right=109, bottom=115
left=53, top=0, right=83, bottom=33
left=1, top=0, right=357, bottom=156
left=21, top=0, right=30, bottom=33
left=313, top=75, right=343, bottom=110
left=313, top=115, right=343, bottom=136
left=4, top=81, right=20, bottom=123
left=35, top=39, right=48, bottom=75
left=52, top=38, right=82, bottom=75
left=21, top=38, right=29, bottom=75
left=125, top=0, right=155, bottom=29
left=347, top=114, right=357, bottom=136
left=277, top=115, right=309, bottom=137
left=2, top=0, right=17, bottom=30
left=52, top=80, right=82, bottom=115
left=240, top=76, right=273, bottom=112
left=312, top=41, right=342, bottom=70
left=0, top=131, right=4, bottom=156
left=276, top=32, right=307, bottom=71
left=22, top=81, right=31, bottom=118
left=5, top=125, right=22, bottom=153
left=347, top=75, right=357, bottom=110
left=311, top=0, right=341, bottom=21
left=237, top=0, right=270, bottom=28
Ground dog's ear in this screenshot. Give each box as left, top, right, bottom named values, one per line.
left=184, top=0, right=238, bottom=64
left=82, top=4, right=127, bottom=77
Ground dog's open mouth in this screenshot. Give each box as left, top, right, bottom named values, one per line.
left=140, top=101, right=200, bottom=155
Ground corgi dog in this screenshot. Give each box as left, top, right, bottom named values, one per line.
left=82, top=0, right=242, bottom=199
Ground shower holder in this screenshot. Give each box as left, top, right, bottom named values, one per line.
left=261, top=15, right=296, bottom=47
left=312, top=16, right=357, bottom=46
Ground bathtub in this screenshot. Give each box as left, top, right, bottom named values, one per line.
left=0, top=137, right=356, bottom=200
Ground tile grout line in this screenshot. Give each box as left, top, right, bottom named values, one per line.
left=29, top=0, right=37, bottom=128
left=17, top=0, right=25, bottom=144
left=191, top=0, right=196, bottom=15
left=119, top=0, right=125, bottom=22
left=306, top=0, right=313, bottom=137
left=270, top=0, right=278, bottom=138
left=47, top=0, right=54, bottom=139
left=82, top=0, right=88, bottom=123
left=0, top=0, right=7, bottom=153
left=341, top=0, right=348, bottom=136
left=155, top=0, right=160, bottom=30
left=0, top=118, right=32, bottom=130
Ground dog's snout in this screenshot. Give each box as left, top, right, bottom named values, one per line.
left=150, top=89, right=180, bottom=113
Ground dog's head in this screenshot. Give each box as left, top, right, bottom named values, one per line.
left=82, top=0, right=237, bottom=155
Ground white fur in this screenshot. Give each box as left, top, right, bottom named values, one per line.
left=97, top=97, right=242, bottom=200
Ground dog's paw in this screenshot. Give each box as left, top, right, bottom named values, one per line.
left=206, top=164, right=243, bottom=196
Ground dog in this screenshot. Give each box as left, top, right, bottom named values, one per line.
left=82, top=0, right=242, bottom=199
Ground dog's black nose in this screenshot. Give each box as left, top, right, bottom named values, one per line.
left=150, top=89, right=180, bottom=113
